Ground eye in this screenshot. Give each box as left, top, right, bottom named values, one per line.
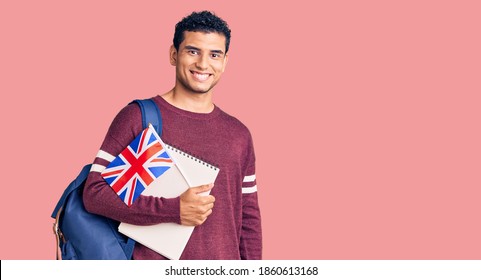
left=188, top=50, right=199, bottom=55
left=211, top=53, right=222, bottom=59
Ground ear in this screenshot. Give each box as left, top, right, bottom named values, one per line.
left=169, top=45, right=177, bottom=66
left=221, top=53, right=229, bottom=72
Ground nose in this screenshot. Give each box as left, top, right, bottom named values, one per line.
left=195, top=54, right=209, bottom=70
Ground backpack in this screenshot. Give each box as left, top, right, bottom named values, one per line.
left=51, top=98, right=162, bottom=260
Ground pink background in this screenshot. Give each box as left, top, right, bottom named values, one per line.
left=1, top=1, right=480, bottom=259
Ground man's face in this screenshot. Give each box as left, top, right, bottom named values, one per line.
left=170, top=31, right=228, bottom=94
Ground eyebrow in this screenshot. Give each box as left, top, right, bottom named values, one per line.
left=185, top=45, right=225, bottom=55
left=185, top=45, right=200, bottom=51
left=211, top=49, right=225, bottom=55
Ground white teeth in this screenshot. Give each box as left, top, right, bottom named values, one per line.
left=193, top=72, right=209, bottom=81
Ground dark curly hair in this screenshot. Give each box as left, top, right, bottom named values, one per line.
left=173, top=11, right=231, bottom=53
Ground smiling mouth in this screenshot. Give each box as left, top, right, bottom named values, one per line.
left=191, top=71, right=211, bottom=82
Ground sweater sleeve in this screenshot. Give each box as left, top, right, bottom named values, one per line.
left=83, top=103, right=181, bottom=226
left=239, top=134, right=263, bottom=260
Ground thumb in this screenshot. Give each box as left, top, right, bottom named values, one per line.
left=190, top=183, right=214, bottom=194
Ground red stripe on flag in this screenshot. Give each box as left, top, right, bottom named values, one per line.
left=128, top=177, right=136, bottom=207
left=102, top=169, right=123, bottom=177
left=137, top=129, right=147, bottom=153
left=151, top=158, right=173, bottom=163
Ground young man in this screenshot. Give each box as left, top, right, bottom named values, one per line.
left=83, top=11, right=262, bottom=260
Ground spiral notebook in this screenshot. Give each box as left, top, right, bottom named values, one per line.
left=118, top=139, right=220, bottom=260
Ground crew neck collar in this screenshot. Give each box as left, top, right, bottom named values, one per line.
left=154, top=95, right=222, bottom=120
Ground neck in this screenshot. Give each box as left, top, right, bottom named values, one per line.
left=161, top=87, right=215, bottom=114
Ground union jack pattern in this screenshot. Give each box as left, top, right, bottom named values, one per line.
left=101, top=125, right=174, bottom=206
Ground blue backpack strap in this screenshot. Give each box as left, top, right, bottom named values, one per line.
left=124, top=98, right=162, bottom=259
left=51, top=164, right=92, bottom=218
left=130, top=99, right=163, bottom=137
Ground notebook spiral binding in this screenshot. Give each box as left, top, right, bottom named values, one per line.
left=166, top=144, right=219, bottom=171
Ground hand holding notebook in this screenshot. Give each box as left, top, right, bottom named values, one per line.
left=180, top=183, right=215, bottom=226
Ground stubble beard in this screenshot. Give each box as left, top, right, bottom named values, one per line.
left=178, top=76, right=218, bottom=95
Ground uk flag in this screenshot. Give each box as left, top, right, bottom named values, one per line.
left=101, top=125, right=174, bottom=206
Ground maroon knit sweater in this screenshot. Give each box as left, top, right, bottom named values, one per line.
left=83, top=96, right=262, bottom=260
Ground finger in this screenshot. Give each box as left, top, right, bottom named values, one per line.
left=202, top=208, right=213, bottom=220
left=201, top=202, right=214, bottom=213
left=191, top=183, right=214, bottom=194
left=200, top=195, right=215, bottom=204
